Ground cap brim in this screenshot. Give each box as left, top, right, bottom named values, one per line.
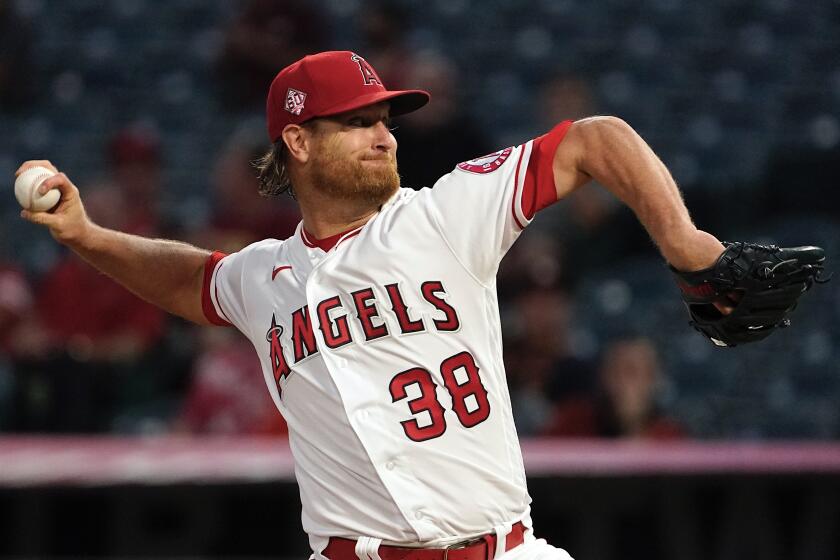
left=317, top=89, right=430, bottom=119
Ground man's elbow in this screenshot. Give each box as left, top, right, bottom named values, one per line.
left=171, top=262, right=215, bottom=326
left=572, top=116, right=645, bottom=165
left=552, top=116, right=641, bottom=200
left=573, top=115, right=635, bottom=142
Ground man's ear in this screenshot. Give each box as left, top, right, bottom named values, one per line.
left=282, top=124, right=312, bottom=164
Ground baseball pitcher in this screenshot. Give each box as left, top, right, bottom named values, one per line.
left=17, top=51, right=826, bottom=559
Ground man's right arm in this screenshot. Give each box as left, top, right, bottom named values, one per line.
left=16, top=161, right=214, bottom=326
left=550, top=118, right=725, bottom=272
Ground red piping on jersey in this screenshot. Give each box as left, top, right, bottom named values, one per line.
left=202, top=251, right=232, bottom=326
left=511, top=146, right=528, bottom=230
left=301, top=225, right=364, bottom=252
left=336, top=228, right=363, bottom=247
left=272, top=265, right=293, bottom=280
left=300, top=228, right=319, bottom=248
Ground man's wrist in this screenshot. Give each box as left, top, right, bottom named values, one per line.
left=663, top=229, right=725, bottom=272
left=64, top=220, right=101, bottom=252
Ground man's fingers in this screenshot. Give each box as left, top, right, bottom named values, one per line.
left=713, top=301, right=734, bottom=315
left=15, top=160, right=59, bottom=177
left=37, top=173, right=76, bottom=199
left=713, top=291, right=742, bottom=315
left=20, top=209, right=57, bottom=226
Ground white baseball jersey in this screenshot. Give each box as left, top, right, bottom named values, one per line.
left=202, top=121, right=572, bottom=552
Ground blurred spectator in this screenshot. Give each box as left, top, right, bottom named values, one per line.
left=0, top=264, right=33, bottom=430
left=538, top=73, right=597, bottom=124
left=88, top=123, right=165, bottom=237
left=553, top=188, right=657, bottom=282
left=0, top=0, right=35, bottom=111
left=395, top=52, right=493, bottom=190
left=9, top=188, right=169, bottom=432
left=534, top=74, right=653, bottom=277
left=197, top=124, right=301, bottom=249
left=0, top=264, right=33, bottom=352
left=109, top=125, right=163, bottom=234
left=174, top=327, right=286, bottom=436
left=497, top=231, right=569, bottom=300
left=215, top=0, right=329, bottom=111
left=505, top=282, right=595, bottom=436
left=544, top=336, right=684, bottom=439
left=358, top=1, right=414, bottom=89
left=28, top=188, right=166, bottom=362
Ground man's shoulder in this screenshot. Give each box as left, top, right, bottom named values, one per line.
left=246, top=236, right=291, bottom=251
left=381, top=186, right=429, bottom=213
left=228, top=236, right=293, bottom=263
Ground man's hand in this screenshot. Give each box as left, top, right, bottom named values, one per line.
left=671, top=242, right=829, bottom=347
left=16, top=160, right=92, bottom=246
left=667, top=229, right=736, bottom=315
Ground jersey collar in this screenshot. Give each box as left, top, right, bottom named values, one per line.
left=300, top=225, right=364, bottom=252
left=298, top=189, right=403, bottom=252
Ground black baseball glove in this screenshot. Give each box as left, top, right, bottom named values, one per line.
left=671, top=242, right=830, bottom=347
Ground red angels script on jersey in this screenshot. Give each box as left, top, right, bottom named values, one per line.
left=385, top=283, right=425, bottom=334
left=266, top=314, right=291, bottom=395
left=264, top=281, right=464, bottom=373
left=291, top=306, right=317, bottom=362
left=350, top=53, right=382, bottom=86
left=456, top=147, right=513, bottom=174
left=351, top=288, right=389, bottom=341
left=420, top=281, right=460, bottom=331
left=317, top=296, right=353, bottom=349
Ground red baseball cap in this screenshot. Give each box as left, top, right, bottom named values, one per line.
left=266, top=51, right=430, bottom=142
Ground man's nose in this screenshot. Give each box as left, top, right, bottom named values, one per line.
left=372, top=121, right=397, bottom=152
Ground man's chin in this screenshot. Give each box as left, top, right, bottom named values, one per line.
left=313, top=178, right=399, bottom=206
left=310, top=153, right=400, bottom=206
left=353, top=179, right=399, bottom=207
left=361, top=158, right=392, bottom=166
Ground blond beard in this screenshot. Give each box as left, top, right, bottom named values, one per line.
left=309, top=144, right=400, bottom=207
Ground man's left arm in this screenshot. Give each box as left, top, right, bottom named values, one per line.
left=552, top=116, right=725, bottom=272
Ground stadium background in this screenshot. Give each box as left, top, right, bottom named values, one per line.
left=0, top=0, right=838, bottom=558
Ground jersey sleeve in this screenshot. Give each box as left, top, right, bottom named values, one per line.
left=201, top=251, right=234, bottom=327
left=201, top=242, right=272, bottom=334
left=427, top=120, right=573, bottom=282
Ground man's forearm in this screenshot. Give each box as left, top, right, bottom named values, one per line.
left=68, top=224, right=211, bottom=324
left=15, top=163, right=214, bottom=325
left=573, top=117, right=724, bottom=271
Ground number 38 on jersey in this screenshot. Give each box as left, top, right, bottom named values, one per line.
left=389, top=350, right=491, bottom=442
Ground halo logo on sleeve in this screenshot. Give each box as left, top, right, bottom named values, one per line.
left=457, top=147, right=513, bottom=174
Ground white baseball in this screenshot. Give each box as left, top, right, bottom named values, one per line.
left=14, top=166, right=61, bottom=212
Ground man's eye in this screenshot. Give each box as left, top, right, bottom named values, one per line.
left=346, top=116, right=391, bottom=128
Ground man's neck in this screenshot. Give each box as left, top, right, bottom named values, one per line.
left=301, top=209, right=379, bottom=240
left=297, top=191, right=383, bottom=239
